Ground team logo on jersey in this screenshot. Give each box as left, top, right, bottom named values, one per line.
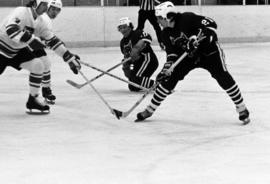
left=170, top=32, right=188, bottom=45
left=14, top=18, right=21, bottom=24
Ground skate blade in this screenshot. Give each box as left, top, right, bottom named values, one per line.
left=26, top=109, right=50, bottom=115
left=242, top=118, right=250, bottom=125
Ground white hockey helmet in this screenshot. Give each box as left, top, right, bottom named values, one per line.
left=49, top=0, right=63, bottom=9
left=155, top=1, right=176, bottom=19
left=118, top=17, right=134, bottom=29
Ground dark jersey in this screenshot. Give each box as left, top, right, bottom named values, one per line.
left=120, top=29, right=153, bottom=59
left=162, top=12, right=218, bottom=62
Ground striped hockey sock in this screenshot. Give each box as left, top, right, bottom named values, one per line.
left=42, top=71, right=51, bottom=88
left=29, top=72, right=42, bottom=96
left=225, top=83, right=246, bottom=108
left=146, top=83, right=171, bottom=113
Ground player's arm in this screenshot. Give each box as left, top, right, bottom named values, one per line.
left=130, top=31, right=152, bottom=61
left=156, top=30, right=179, bottom=82
left=46, top=37, right=81, bottom=74
left=5, top=8, right=45, bottom=51
left=45, top=35, right=65, bottom=50
left=40, top=21, right=81, bottom=75
left=193, top=15, right=218, bottom=43
left=6, top=23, right=45, bottom=51
left=177, top=14, right=217, bottom=54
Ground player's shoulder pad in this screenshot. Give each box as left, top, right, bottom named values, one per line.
left=39, top=14, right=52, bottom=29
left=182, top=12, right=197, bottom=17
left=10, top=6, right=29, bottom=20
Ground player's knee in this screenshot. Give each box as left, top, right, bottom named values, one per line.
left=128, top=84, right=142, bottom=92
left=212, top=72, right=235, bottom=89
left=40, top=56, right=51, bottom=71
left=31, top=59, right=45, bottom=74
left=160, top=80, right=178, bottom=92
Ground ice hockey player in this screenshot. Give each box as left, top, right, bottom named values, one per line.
left=0, top=0, right=81, bottom=114
left=37, top=0, right=64, bottom=104
left=136, top=1, right=250, bottom=124
left=118, top=17, right=159, bottom=92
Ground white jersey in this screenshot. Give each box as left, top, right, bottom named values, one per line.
left=35, top=13, right=54, bottom=41
left=0, top=7, right=54, bottom=58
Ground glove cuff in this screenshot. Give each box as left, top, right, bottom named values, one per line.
left=63, top=50, right=73, bottom=63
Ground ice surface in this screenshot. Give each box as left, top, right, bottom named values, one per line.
left=0, top=43, right=270, bottom=184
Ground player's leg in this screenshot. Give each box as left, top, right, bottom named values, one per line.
left=136, top=58, right=195, bottom=121
left=40, top=55, right=56, bottom=104
left=136, top=10, right=147, bottom=30
left=20, top=59, right=50, bottom=113
left=11, top=48, right=49, bottom=113
left=203, top=43, right=250, bottom=124
left=147, top=10, right=163, bottom=48
left=129, top=53, right=159, bottom=91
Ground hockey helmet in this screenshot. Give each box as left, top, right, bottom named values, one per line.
left=31, top=0, right=48, bottom=15
left=35, top=0, right=49, bottom=7
left=155, top=1, right=176, bottom=19
left=49, top=0, right=63, bottom=9
left=118, top=17, right=134, bottom=30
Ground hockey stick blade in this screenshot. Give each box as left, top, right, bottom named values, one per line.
left=66, top=79, right=84, bottom=89
left=111, top=109, right=123, bottom=120
left=111, top=109, right=131, bottom=119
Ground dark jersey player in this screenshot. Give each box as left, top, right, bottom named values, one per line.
left=118, top=17, right=159, bottom=92
left=136, top=1, right=250, bottom=125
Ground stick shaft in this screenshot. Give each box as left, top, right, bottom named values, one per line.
left=79, top=70, right=116, bottom=115
left=80, top=61, right=148, bottom=91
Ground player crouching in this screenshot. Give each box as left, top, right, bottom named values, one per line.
left=118, top=17, right=159, bottom=92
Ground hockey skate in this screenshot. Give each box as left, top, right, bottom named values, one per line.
left=135, top=108, right=153, bottom=122
left=26, top=94, right=50, bottom=114
left=237, top=107, right=250, bottom=125
left=42, top=87, right=56, bottom=105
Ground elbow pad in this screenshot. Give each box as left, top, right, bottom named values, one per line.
left=45, top=36, right=64, bottom=50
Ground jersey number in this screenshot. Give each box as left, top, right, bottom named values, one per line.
left=201, top=17, right=214, bottom=26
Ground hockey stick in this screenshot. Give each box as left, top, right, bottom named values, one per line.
left=113, top=51, right=189, bottom=119
left=66, top=57, right=131, bottom=89
left=113, top=82, right=159, bottom=118
left=79, top=61, right=148, bottom=91
left=78, top=70, right=121, bottom=119
left=113, top=32, right=207, bottom=118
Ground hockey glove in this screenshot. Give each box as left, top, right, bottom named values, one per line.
left=186, top=35, right=199, bottom=53
left=63, top=50, right=81, bottom=74
left=156, top=61, right=173, bottom=83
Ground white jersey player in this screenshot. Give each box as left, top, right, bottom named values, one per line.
left=0, top=0, right=81, bottom=114
left=34, top=0, right=64, bottom=105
